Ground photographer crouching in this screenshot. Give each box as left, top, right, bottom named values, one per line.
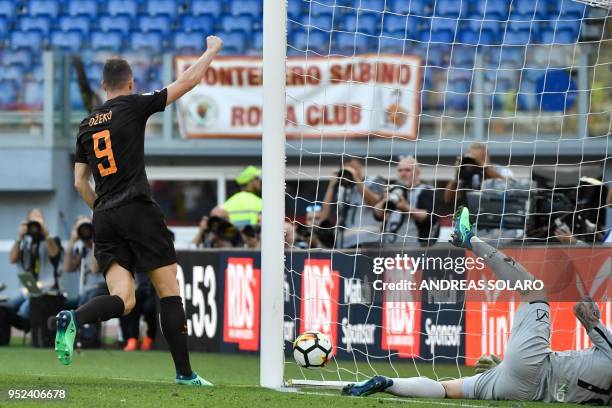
left=6, top=208, right=64, bottom=347
left=373, top=157, right=440, bottom=247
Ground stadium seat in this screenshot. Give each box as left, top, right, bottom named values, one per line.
left=50, top=30, right=84, bottom=52
left=430, top=17, right=458, bottom=37
left=551, top=19, right=581, bottom=35
left=289, top=29, right=329, bottom=54
left=540, top=28, right=579, bottom=44
left=343, top=12, right=381, bottom=36
left=191, top=0, right=223, bottom=18
left=90, top=30, right=124, bottom=51
left=450, top=44, right=476, bottom=68
left=287, top=0, right=302, bottom=18
left=389, top=0, right=430, bottom=16
left=173, top=31, right=203, bottom=53
left=27, top=0, right=59, bottom=18
left=58, top=16, right=90, bottom=34
left=473, top=0, right=509, bottom=20
left=218, top=31, right=246, bottom=54
left=458, top=29, right=498, bottom=46
left=300, top=13, right=333, bottom=32
left=331, top=31, right=370, bottom=55
left=0, top=0, right=16, bottom=20
left=230, top=0, right=262, bottom=17
left=252, top=30, right=263, bottom=52
left=22, top=80, right=43, bottom=109
left=180, top=15, right=215, bottom=33
left=10, top=30, right=44, bottom=52
left=1, top=49, right=32, bottom=66
left=357, top=0, right=384, bottom=12
left=220, top=15, right=253, bottom=35
left=18, top=16, right=51, bottom=35
left=434, top=0, right=468, bottom=18
left=502, top=28, right=533, bottom=45
left=87, top=62, right=104, bottom=84
left=445, top=80, right=471, bottom=110
left=67, top=0, right=98, bottom=17
left=382, top=14, right=422, bottom=40
left=130, top=31, right=164, bottom=53
left=138, top=15, right=172, bottom=34
left=146, top=0, right=178, bottom=18
left=421, top=28, right=454, bottom=44
left=0, top=64, right=25, bottom=82
left=377, top=36, right=406, bottom=53
left=107, top=0, right=138, bottom=17
left=308, top=1, right=334, bottom=16
left=99, top=15, right=131, bottom=35
left=511, top=0, right=548, bottom=19
left=0, top=80, right=17, bottom=108
left=555, top=0, right=587, bottom=19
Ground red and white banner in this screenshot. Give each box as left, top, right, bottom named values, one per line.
left=223, top=257, right=260, bottom=351
left=300, top=258, right=340, bottom=354
left=174, top=55, right=422, bottom=139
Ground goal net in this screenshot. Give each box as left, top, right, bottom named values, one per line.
left=261, top=0, right=612, bottom=390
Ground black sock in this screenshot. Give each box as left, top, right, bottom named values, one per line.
left=74, top=295, right=124, bottom=327
left=160, top=296, right=192, bottom=377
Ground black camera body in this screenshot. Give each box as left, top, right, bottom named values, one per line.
left=457, top=155, right=484, bottom=190
left=77, top=222, right=94, bottom=241
left=26, top=221, right=43, bottom=239
left=204, top=216, right=241, bottom=244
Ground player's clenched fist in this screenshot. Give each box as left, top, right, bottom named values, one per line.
left=207, top=35, right=223, bottom=52
left=474, top=354, right=501, bottom=374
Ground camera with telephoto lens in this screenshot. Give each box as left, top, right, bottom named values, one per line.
left=241, top=224, right=261, bottom=239
left=77, top=222, right=94, bottom=241
left=373, top=187, right=403, bottom=221
left=336, top=167, right=355, bottom=183
left=26, top=221, right=43, bottom=239
left=204, top=216, right=241, bottom=243
left=456, top=155, right=484, bottom=190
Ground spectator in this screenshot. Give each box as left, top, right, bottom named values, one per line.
left=320, top=158, right=385, bottom=248
left=284, top=221, right=308, bottom=249
left=223, top=166, right=262, bottom=227
left=240, top=224, right=261, bottom=249
left=374, top=156, right=439, bottom=247
left=64, top=216, right=106, bottom=307
left=295, top=204, right=334, bottom=248
left=8, top=209, right=62, bottom=321
left=192, top=206, right=239, bottom=248
left=444, top=143, right=513, bottom=207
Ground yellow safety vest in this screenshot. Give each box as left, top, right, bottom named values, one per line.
left=223, top=191, right=262, bottom=227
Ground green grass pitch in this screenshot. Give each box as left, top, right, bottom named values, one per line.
left=0, top=345, right=583, bottom=407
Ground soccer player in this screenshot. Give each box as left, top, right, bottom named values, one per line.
left=54, top=36, right=223, bottom=386
left=341, top=207, right=611, bottom=405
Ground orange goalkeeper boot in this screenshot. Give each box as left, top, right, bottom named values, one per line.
left=140, top=336, right=154, bottom=351
left=123, top=338, right=138, bottom=352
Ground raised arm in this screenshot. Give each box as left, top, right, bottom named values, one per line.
left=166, top=36, right=223, bottom=106
left=74, top=163, right=96, bottom=210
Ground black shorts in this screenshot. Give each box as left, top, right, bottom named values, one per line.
left=92, top=200, right=177, bottom=277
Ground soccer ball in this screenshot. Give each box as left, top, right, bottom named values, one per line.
left=292, top=330, right=332, bottom=368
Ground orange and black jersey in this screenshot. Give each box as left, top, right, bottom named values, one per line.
left=75, top=89, right=167, bottom=211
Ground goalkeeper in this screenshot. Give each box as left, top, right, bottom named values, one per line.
left=342, top=207, right=611, bottom=405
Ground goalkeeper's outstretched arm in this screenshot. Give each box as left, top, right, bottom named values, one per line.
left=166, top=36, right=223, bottom=106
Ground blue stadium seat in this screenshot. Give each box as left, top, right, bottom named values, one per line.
left=146, top=0, right=178, bottom=18
left=506, top=19, right=540, bottom=37
left=10, top=30, right=44, bottom=51
left=0, top=64, right=25, bottom=82
left=343, top=12, right=381, bottom=35
left=138, top=15, right=172, bottom=34
left=173, top=31, right=202, bottom=52
left=130, top=31, right=164, bottom=53
left=464, top=18, right=504, bottom=33
left=0, top=16, right=9, bottom=39
left=0, top=81, right=17, bottom=108
left=551, top=19, right=581, bottom=35
left=540, top=28, right=579, bottom=44
left=511, top=0, right=548, bottom=19
left=218, top=31, right=246, bottom=54
left=377, top=36, right=406, bottom=53
left=498, top=46, right=525, bottom=68
left=382, top=14, right=423, bottom=40
left=502, top=29, right=532, bottom=45
left=67, top=0, right=98, bottom=17
left=430, top=17, right=458, bottom=37
left=50, top=30, right=84, bottom=51
left=129, top=63, right=150, bottom=82
left=99, top=15, right=131, bottom=35
left=252, top=30, right=263, bottom=52
left=230, top=0, right=262, bottom=17
left=0, top=0, right=16, bottom=20
left=459, top=29, right=498, bottom=46
left=473, top=0, right=509, bottom=20
left=450, top=44, right=476, bottom=68
left=359, top=0, right=385, bottom=13
left=2, top=49, right=32, bottom=66
left=18, top=16, right=51, bottom=36
left=180, top=15, right=215, bottom=33
left=301, top=13, right=334, bottom=32
left=289, top=29, right=329, bottom=54
left=87, top=62, right=103, bottom=83
left=308, top=1, right=334, bottom=16
left=191, top=0, right=223, bottom=18
left=445, top=80, right=471, bottom=110
left=58, top=16, right=90, bottom=34
left=434, top=0, right=468, bottom=18
left=220, top=15, right=253, bottom=34
left=107, top=0, right=138, bottom=17
left=23, top=80, right=43, bottom=109
left=556, top=0, right=587, bottom=19
left=91, top=30, right=124, bottom=51
left=28, top=0, right=59, bottom=18
left=388, top=0, right=429, bottom=16
left=331, top=31, right=370, bottom=55
left=420, top=28, right=454, bottom=44
left=287, top=0, right=302, bottom=18
left=70, top=81, right=85, bottom=110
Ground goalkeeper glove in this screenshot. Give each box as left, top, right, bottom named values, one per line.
left=474, top=354, right=501, bottom=374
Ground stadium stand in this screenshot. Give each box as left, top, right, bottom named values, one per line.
left=0, top=0, right=592, bottom=110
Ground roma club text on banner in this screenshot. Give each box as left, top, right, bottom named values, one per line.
left=174, top=55, right=422, bottom=139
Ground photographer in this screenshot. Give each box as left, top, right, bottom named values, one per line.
left=8, top=209, right=62, bottom=319
left=374, top=157, right=439, bottom=247
left=294, top=204, right=334, bottom=249
left=320, top=158, right=385, bottom=248
left=192, top=206, right=241, bottom=248
left=444, top=143, right=513, bottom=207
left=64, top=216, right=106, bottom=307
